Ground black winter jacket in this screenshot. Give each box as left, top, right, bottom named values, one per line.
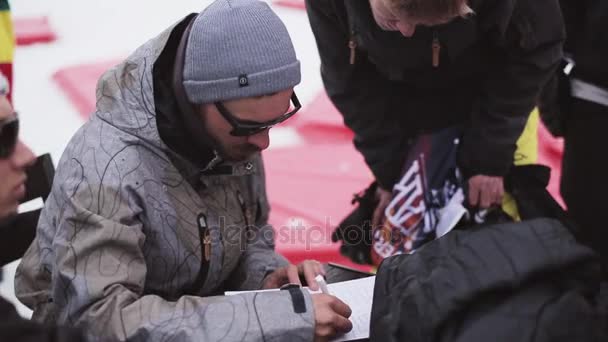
left=370, top=218, right=608, bottom=342
left=560, top=0, right=608, bottom=89
left=539, top=0, right=608, bottom=136
left=306, top=0, right=565, bottom=189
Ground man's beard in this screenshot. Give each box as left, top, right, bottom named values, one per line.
left=221, top=143, right=261, bottom=161
left=208, top=133, right=261, bottom=161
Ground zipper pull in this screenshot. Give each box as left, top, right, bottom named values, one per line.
left=349, top=31, right=357, bottom=65
left=432, top=32, right=441, bottom=68
left=203, top=230, right=211, bottom=261
left=197, top=214, right=211, bottom=262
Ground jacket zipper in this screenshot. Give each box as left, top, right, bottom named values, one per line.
left=349, top=30, right=357, bottom=65
left=187, top=214, right=211, bottom=295
left=203, top=228, right=211, bottom=261
left=432, top=31, right=441, bottom=68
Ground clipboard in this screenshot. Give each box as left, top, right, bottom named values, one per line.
left=325, top=262, right=375, bottom=284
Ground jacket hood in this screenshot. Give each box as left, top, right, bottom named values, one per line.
left=93, top=14, right=218, bottom=173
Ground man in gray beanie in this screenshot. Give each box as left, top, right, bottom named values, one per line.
left=15, top=1, right=352, bottom=341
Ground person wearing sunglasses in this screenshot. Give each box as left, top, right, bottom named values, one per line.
left=0, top=73, right=86, bottom=341
left=15, top=1, right=352, bottom=342
left=0, top=78, right=34, bottom=219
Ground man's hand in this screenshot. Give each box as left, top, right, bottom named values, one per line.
left=262, top=260, right=326, bottom=290
left=371, top=187, right=392, bottom=228
left=312, top=294, right=353, bottom=342
left=467, top=175, right=504, bottom=209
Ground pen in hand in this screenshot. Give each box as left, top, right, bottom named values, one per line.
left=315, top=274, right=330, bottom=294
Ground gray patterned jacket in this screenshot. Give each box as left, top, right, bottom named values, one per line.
left=15, top=20, right=314, bottom=342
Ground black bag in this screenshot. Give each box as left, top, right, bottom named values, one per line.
left=369, top=165, right=608, bottom=342
left=370, top=218, right=608, bottom=342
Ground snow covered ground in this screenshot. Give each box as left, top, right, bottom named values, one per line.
left=2, top=0, right=322, bottom=318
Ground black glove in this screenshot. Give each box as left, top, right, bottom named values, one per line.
left=332, top=182, right=378, bottom=265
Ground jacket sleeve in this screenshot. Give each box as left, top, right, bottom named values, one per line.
left=225, top=156, right=290, bottom=291
left=0, top=296, right=85, bottom=342
left=306, top=0, right=411, bottom=190
left=458, top=0, right=565, bottom=177
left=17, top=175, right=313, bottom=341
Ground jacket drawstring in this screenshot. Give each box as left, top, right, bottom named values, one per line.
left=236, top=190, right=250, bottom=228
left=432, top=30, right=441, bottom=68
left=349, top=30, right=357, bottom=65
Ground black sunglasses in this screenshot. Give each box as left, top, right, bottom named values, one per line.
left=215, top=92, right=301, bottom=137
left=0, top=114, right=19, bottom=159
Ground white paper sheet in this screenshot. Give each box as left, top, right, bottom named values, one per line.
left=225, top=276, right=376, bottom=341
left=435, top=188, right=468, bottom=238
left=326, top=276, right=375, bottom=341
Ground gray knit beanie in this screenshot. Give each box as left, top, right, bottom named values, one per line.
left=183, top=0, right=301, bottom=104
